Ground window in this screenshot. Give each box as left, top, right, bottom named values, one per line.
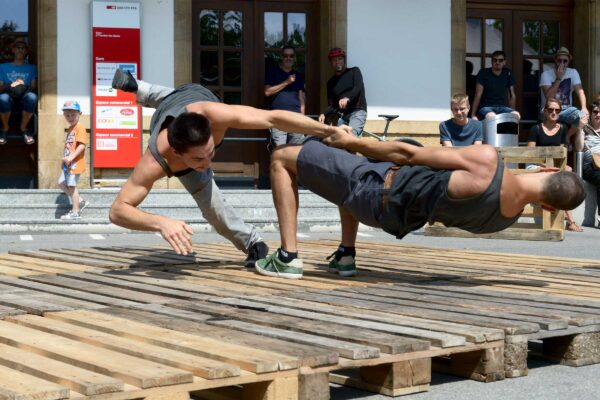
left=0, top=0, right=30, bottom=62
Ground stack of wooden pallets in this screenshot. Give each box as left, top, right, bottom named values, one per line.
left=0, top=239, right=598, bottom=399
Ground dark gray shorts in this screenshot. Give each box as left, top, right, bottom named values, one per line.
left=296, top=139, right=394, bottom=227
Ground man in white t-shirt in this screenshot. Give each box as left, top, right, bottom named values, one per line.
left=539, top=47, right=587, bottom=139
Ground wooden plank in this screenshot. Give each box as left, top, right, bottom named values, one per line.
left=9, top=249, right=128, bottom=268
left=209, top=319, right=380, bottom=360
left=370, top=286, right=600, bottom=326
left=47, top=310, right=299, bottom=373
left=211, top=297, right=467, bottom=348
left=99, top=307, right=339, bottom=369
left=0, top=320, right=193, bottom=389
left=0, top=291, right=105, bottom=315
left=0, top=363, right=70, bottom=400
left=0, top=305, right=25, bottom=319
left=169, top=300, right=429, bottom=354
left=23, top=275, right=172, bottom=304
left=0, top=253, right=99, bottom=273
left=280, top=292, right=541, bottom=335
left=8, top=314, right=241, bottom=380
left=0, top=276, right=141, bottom=308
left=337, top=286, right=582, bottom=328
left=0, top=342, right=124, bottom=395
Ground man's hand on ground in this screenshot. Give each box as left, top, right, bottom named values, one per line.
left=159, top=218, right=194, bottom=255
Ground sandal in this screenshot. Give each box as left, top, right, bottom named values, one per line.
left=0, top=130, right=6, bottom=145
left=22, top=131, right=35, bottom=145
left=566, top=221, right=584, bottom=232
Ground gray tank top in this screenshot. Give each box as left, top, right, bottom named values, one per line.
left=380, top=153, right=521, bottom=238
left=148, top=84, right=220, bottom=177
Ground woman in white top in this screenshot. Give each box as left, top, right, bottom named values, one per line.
left=582, top=100, right=600, bottom=225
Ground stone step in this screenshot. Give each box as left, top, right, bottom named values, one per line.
left=0, top=189, right=343, bottom=233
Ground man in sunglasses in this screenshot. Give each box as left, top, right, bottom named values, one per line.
left=539, top=47, right=588, bottom=132
left=264, top=46, right=306, bottom=149
left=471, top=50, right=520, bottom=121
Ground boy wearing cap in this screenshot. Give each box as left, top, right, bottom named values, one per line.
left=58, top=101, right=89, bottom=220
left=539, top=46, right=588, bottom=136
left=0, top=38, right=38, bottom=145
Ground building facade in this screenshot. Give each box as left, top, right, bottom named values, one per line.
left=0, top=0, right=598, bottom=189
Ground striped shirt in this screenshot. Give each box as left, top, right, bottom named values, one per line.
left=583, top=124, right=600, bottom=153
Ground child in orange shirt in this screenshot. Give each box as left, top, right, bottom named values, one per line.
left=58, top=101, right=89, bottom=220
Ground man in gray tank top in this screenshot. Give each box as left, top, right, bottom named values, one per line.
left=108, top=70, right=353, bottom=265
left=255, top=136, right=585, bottom=279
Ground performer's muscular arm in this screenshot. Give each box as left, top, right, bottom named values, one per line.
left=323, top=133, right=498, bottom=198
left=109, top=151, right=194, bottom=255
left=191, top=102, right=352, bottom=139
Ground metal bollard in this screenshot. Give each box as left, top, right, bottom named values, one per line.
left=575, top=151, right=583, bottom=177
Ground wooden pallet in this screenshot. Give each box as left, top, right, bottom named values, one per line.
left=425, top=146, right=568, bottom=241
left=0, top=241, right=599, bottom=399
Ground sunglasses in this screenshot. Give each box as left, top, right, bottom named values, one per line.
left=492, top=58, right=505, bottom=63
left=282, top=54, right=295, bottom=58
left=545, top=107, right=561, bottom=113
left=556, top=58, right=569, bottom=64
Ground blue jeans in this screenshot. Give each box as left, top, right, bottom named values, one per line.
left=0, top=91, right=38, bottom=113
left=558, top=106, right=585, bottom=127
left=337, top=109, right=367, bottom=136
left=477, top=106, right=515, bottom=120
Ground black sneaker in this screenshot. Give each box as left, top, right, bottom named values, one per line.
left=112, top=69, right=138, bottom=92
left=244, top=241, right=269, bottom=268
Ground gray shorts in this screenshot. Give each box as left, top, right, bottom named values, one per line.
left=58, top=170, right=81, bottom=187
left=269, top=127, right=305, bottom=147
left=296, top=139, right=393, bottom=227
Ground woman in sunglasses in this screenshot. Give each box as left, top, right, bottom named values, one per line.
left=581, top=100, right=600, bottom=227
left=528, top=97, right=584, bottom=232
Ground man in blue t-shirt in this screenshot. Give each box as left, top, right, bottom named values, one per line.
left=439, top=93, right=483, bottom=147
left=471, top=50, right=520, bottom=121
left=0, top=38, right=38, bottom=145
left=264, top=46, right=306, bottom=149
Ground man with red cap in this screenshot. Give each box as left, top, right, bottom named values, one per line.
left=318, top=47, right=368, bottom=136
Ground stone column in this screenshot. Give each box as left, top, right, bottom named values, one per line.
left=37, top=0, right=61, bottom=189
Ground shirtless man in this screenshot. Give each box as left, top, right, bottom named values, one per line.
left=256, top=136, right=585, bottom=279
left=108, top=70, right=351, bottom=264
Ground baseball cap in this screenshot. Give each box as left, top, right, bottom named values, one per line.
left=62, top=101, right=81, bottom=112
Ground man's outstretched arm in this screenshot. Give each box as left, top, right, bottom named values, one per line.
left=194, top=102, right=353, bottom=139
left=323, top=133, right=471, bottom=169
left=109, top=154, right=194, bottom=255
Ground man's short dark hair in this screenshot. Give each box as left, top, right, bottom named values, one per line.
left=589, top=100, right=600, bottom=112
left=282, top=45, right=295, bottom=54
left=491, top=50, right=506, bottom=59
left=167, top=112, right=212, bottom=153
left=540, top=171, right=586, bottom=210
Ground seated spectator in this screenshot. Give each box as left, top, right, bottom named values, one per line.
left=539, top=47, right=587, bottom=138
left=471, top=50, right=520, bottom=121
left=0, top=38, right=37, bottom=145
left=439, top=93, right=483, bottom=147
left=528, top=97, right=584, bottom=232
left=582, top=100, right=600, bottom=227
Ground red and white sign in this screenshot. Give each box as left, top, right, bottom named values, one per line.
left=92, top=1, right=141, bottom=168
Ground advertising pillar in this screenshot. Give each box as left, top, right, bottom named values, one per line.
left=91, top=1, right=141, bottom=171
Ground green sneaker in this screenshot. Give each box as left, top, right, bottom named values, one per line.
left=255, top=250, right=304, bottom=279
left=327, top=251, right=357, bottom=277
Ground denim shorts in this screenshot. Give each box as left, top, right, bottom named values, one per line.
left=58, top=170, right=80, bottom=187
left=296, top=139, right=394, bottom=227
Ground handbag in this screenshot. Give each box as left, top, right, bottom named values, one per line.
left=591, top=152, right=600, bottom=170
